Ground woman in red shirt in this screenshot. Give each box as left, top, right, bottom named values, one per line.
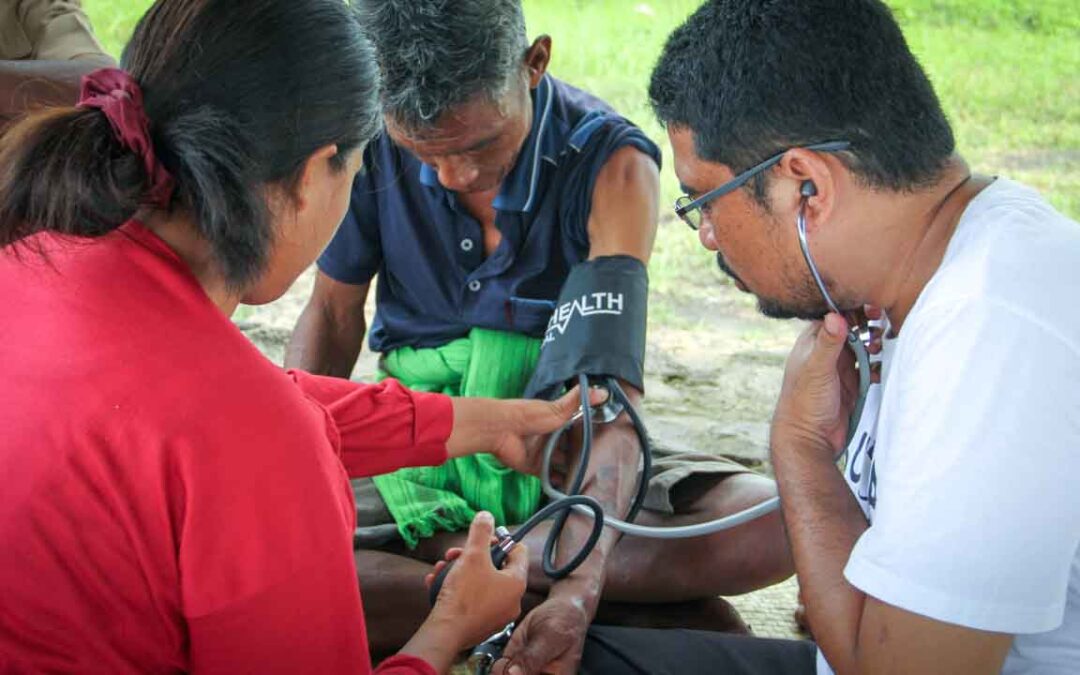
left=0, top=0, right=587, bottom=672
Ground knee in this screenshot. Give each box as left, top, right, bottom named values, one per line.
left=701, top=474, right=794, bottom=592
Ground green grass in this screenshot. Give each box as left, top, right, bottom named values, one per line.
left=83, top=0, right=1079, bottom=296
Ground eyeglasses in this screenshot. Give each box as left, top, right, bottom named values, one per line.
left=674, top=141, right=852, bottom=230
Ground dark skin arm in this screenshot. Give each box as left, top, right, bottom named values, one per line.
left=0, top=57, right=113, bottom=124
left=496, top=144, right=660, bottom=675
left=772, top=314, right=1012, bottom=675
left=284, top=272, right=370, bottom=377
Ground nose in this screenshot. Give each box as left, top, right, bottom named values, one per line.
left=436, top=158, right=480, bottom=192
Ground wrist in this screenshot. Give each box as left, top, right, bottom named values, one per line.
left=399, top=613, right=467, bottom=672
left=447, top=397, right=501, bottom=458
left=770, top=417, right=835, bottom=465
left=550, top=568, right=605, bottom=608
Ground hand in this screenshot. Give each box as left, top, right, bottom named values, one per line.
left=491, top=594, right=593, bottom=675
left=423, top=512, right=529, bottom=651
left=448, top=386, right=607, bottom=474
left=770, top=307, right=882, bottom=461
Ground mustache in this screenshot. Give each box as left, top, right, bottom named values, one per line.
left=715, top=252, right=830, bottom=321
left=715, top=252, right=747, bottom=288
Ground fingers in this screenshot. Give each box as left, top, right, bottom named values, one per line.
left=423, top=546, right=466, bottom=588
left=492, top=655, right=526, bottom=675
left=497, top=623, right=530, bottom=673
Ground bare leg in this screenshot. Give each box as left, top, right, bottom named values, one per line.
left=590, top=472, right=793, bottom=601
left=413, top=472, right=793, bottom=601
left=359, top=473, right=791, bottom=651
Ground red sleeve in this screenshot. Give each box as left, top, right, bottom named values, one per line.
left=287, top=370, right=452, bottom=477
left=375, top=655, right=438, bottom=675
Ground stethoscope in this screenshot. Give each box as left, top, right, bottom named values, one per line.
left=527, top=186, right=871, bottom=542
left=428, top=187, right=873, bottom=672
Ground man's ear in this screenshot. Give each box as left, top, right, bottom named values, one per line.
left=777, top=148, right=838, bottom=231
left=524, top=35, right=552, bottom=88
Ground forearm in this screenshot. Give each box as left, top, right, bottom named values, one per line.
left=546, top=387, right=643, bottom=600
left=772, top=437, right=869, bottom=674
left=290, top=371, right=450, bottom=476
left=396, top=615, right=465, bottom=675
left=284, top=300, right=365, bottom=377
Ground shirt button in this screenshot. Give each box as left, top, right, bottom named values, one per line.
left=460, top=238, right=475, bottom=252
left=468, top=280, right=482, bottom=292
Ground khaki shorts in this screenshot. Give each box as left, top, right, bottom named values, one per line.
left=353, top=441, right=753, bottom=548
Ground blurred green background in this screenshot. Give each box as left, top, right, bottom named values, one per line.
left=84, top=0, right=1079, bottom=298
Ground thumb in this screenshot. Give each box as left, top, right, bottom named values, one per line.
left=552, top=386, right=585, bottom=419
left=464, top=511, right=496, bottom=559
left=552, top=385, right=607, bottom=420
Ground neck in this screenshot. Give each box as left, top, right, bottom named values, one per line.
left=139, top=209, right=241, bottom=316
left=852, top=158, right=992, bottom=333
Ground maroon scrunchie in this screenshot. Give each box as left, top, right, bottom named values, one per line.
left=78, top=68, right=175, bottom=209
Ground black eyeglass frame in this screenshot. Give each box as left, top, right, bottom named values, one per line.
left=674, top=141, right=852, bottom=230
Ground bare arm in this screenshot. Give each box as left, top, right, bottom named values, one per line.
left=772, top=318, right=1012, bottom=675
left=500, top=147, right=660, bottom=675
left=774, top=434, right=1012, bottom=674
left=548, top=144, right=659, bottom=592
left=284, top=270, right=370, bottom=378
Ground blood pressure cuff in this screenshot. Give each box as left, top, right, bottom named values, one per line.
left=524, top=255, right=648, bottom=400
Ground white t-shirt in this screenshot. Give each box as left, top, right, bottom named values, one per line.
left=817, top=178, right=1080, bottom=674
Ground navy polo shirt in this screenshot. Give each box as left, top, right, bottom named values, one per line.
left=317, top=75, right=661, bottom=353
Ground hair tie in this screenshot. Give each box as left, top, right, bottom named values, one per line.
left=78, top=68, right=175, bottom=209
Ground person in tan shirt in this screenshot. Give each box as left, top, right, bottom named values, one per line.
left=1, top=0, right=114, bottom=122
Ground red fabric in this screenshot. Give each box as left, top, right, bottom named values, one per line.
left=0, top=222, right=449, bottom=674
left=78, top=68, right=174, bottom=207
left=374, top=655, right=439, bottom=675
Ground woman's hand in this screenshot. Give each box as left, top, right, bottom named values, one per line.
left=447, top=386, right=607, bottom=474
left=398, top=512, right=528, bottom=672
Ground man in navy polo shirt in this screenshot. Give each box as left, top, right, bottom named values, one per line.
left=286, top=1, right=792, bottom=670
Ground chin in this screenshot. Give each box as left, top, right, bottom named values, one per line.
left=240, top=278, right=293, bottom=306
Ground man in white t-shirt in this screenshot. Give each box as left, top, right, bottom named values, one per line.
left=534, top=1, right=1079, bottom=674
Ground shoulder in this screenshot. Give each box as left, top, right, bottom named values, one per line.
left=914, top=178, right=1080, bottom=353
left=547, top=76, right=662, bottom=169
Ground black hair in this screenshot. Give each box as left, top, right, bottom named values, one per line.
left=0, top=0, right=381, bottom=289
left=649, top=0, right=955, bottom=196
